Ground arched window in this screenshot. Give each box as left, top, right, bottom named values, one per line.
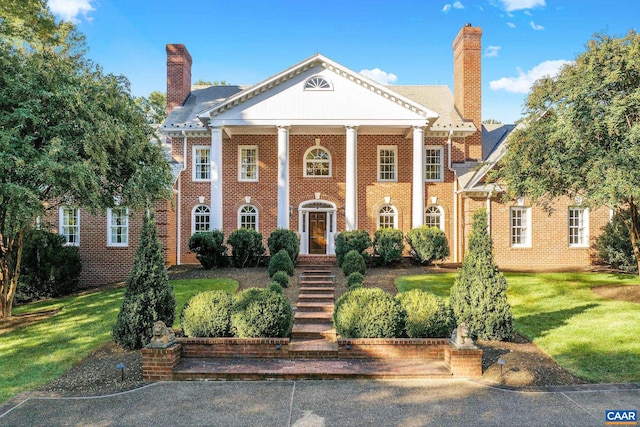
left=304, top=147, right=331, bottom=177
left=304, top=75, right=332, bottom=90
left=238, top=205, right=258, bottom=230
left=425, top=205, right=444, bottom=231
left=193, top=205, right=210, bottom=233
left=378, top=205, right=397, bottom=229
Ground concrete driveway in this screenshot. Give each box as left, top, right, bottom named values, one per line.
left=1, top=380, right=638, bottom=426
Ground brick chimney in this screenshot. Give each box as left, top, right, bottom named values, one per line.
left=166, top=44, right=192, bottom=116
left=453, top=24, right=482, bottom=161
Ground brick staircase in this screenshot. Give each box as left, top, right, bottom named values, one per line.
left=290, top=267, right=338, bottom=355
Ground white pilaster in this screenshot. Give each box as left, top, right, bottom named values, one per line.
left=210, top=126, right=224, bottom=230
left=345, top=126, right=358, bottom=230
left=277, top=126, right=290, bottom=229
left=412, top=126, right=425, bottom=228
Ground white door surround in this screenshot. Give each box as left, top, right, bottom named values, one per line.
left=298, top=200, right=337, bottom=255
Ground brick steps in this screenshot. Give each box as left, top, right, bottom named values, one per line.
left=173, top=357, right=453, bottom=380
left=297, top=293, right=334, bottom=303
left=291, top=268, right=337, bottom=342
left=294, top=311, right=333, bottom=323
left=296, top=302, right=334, bottom=312
left=291, top=323, right=336, bottom=340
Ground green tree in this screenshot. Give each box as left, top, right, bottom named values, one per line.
left=112, top=214, right=176, bottom=350
left=0, top=11, right=172, bottom=318
left=492, top=31, right=640, bottom=273
left=449, top=209, right=514, bottom=341
left=135, top=90, right=167, bottom=124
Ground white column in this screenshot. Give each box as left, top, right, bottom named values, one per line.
left=412, top=126, right=425, bottom=228
left=345, top=126, right=358, bottom=230
left=210, top=126, right=224, bottom=230
left=277, top=126, right=290, bottom=229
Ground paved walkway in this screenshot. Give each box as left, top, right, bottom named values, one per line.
left=1, top=380, right=638, bottom=426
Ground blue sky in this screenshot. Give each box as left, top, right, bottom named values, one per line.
left=48, top=0, right=639, bottom=124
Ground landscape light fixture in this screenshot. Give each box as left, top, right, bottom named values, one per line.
left=116, top=363, right=125, bottom=382
left=497, top=358, right=507, bottom=377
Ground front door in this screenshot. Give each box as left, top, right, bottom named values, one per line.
left=309, top=212, right=327, bottom=254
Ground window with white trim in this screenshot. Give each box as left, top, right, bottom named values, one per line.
left=378, top=205, right=397, bottom=229
left=59, top=207, right=79, bottom=246
left=193, top=146, right=211, bottom=181
left=304, top=147, right=331, bottom=177
left=510, top=207, right=531, bottom=247
left=304, top=76, right=332, bottom=90
left=425, top=205, right=444, bottom=231
left=238, top=205, right=258, bottom=230
left=569, top=207, right=589, bottom=247
left=192, top=205, right=211, bottom=233
left=107, top=207, right=129, bottom=246
left=238, top=146, right=258, bottom=181
left=425, top=146, right=444, bottom=182
left=378, top=146, right=397, bottom=182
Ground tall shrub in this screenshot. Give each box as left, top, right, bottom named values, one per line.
left=189, top=230, right=227, bottom=269
left=112, top=214, right=176, bottom=350
left=335, top=230, right=372, bottom=266
left=267, top=228, right=299, bottom=262
left=596, top=209, right=637, bottom=273
left=227, top=228, right=265, bottom=268
left=406, top=226, right=449, bottom=265
left=449, top=209, right=514, bottom=341
left=268, top=249, right=294, bottom=277
left=373, top=228, right=404, bottom=265
left=342, top=250, right=366, bottom=277
left=17, top=229, right=82, bottom=303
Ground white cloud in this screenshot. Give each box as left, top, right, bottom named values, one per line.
left=498, top=0, right=545, bottom=12
left=442, top=2, right=464, bottom=12
left=48, top=0, right=95, bottom=23
left=485, top=46, right=501, bottom=58
left=360, top=68, right=398, bottom=85
left=507, top=22, right=516, bottom=28
left=489, top=59, right=570, bottom=94
left=530, top=20, right=544, bottom=30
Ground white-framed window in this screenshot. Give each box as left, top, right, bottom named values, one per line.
left=378, top=205, right=397, bottom=229
left=569, top=207, right=589, bottom=247
left=192, top=205, right=211, bottom=234
left=59, top=207, right=80, bottom=246
left=193, top=146, right=211, bottom=181
left=304, top=146, right=331, bottom=177
left=304, top=75, right=332, bottom=90
left=378, top=146, right=397, bottom=182
left=238, top=146, right=258, bottom=182
left=510, top=207, right=531, bottom=247
left=425, top=205, right=444, bottom=231
left=425, top=146, right=444, bottom=182
left=238, top=204, right=258, bottom=230
left=107, top=207, right=129, bottom=247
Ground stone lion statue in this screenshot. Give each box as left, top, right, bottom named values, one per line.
left=147, top=321, right=176, bottom=348
left=450, top=322, right=475, bottom=348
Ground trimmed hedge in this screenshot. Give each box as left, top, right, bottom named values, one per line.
left=268, top=249, right=294, bottom=277
left=373, top=228, right=404, bottom=265
left=181, top=290, right=233, bottom=337
left=342, top=250, right=366, bottom=277
left=231, top=288, right=293, bottom=338
left=271, top=270, right=290, bottom=288
left=227, top=228, right=265, bottom=268
left=346, top=271, right=364, bottom=288
left=335, top=230, right=372, bottom=266
left=406, top=226, right=449, bottom=265
left=267, top=228, right=299, bottom=262
left=396, top=290, right=453, bottom=338
left=333, top=288, right=405, bottom=338
left=189, top=230, right=228, bottom=269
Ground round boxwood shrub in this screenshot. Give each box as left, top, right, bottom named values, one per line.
left=181, top=290, right=233, bottom=337
left=267, top=228, right=299, bottom=262
left=346, top=271, right=364, bottom=288
left=268, top=249, right=294, bottom=277
left=396, top=289, right=453, bottom=338
left=227, top=228, right=265, bottom=268
left=335, top=230, right=372, bottom=266
left=231, top=288, right=293, bottom=337
left=373, top=228, right=404, bottom=266
left=188, top=230, right=228, bottom=269
left=333, top=288, right=405, bottom=338
left=406, top=225, right=449, bottom=265
left=272, top=270, right=290, bottom=288
left=267, top=282, right=283, bottom=294
left=342, top=250, right=366, bottom=277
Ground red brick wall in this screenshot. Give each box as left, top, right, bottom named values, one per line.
left=166, top=44, right=192, bottom=116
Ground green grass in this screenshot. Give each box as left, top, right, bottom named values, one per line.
left=395, top=272, right=640, bottom=383
left=0, top=278, right=238, bottom=404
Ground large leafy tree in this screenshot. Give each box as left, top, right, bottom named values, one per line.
left=0, top=3, right=172, bottom=318
left=493, top=31, right=640, bottom=273
left=135, top=91, right=167, bottom=124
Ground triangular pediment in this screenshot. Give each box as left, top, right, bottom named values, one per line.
left=197, top=54, right=439, bottom=128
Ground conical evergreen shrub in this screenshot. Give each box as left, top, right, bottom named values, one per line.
left=112, top=213, right=176, bottom=350
left=449, top=208, right=514, bottom=341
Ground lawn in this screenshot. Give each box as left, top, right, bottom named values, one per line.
left=396, top=272, right=640, bottom=383
left=0, top=278, right=238, bottom=404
